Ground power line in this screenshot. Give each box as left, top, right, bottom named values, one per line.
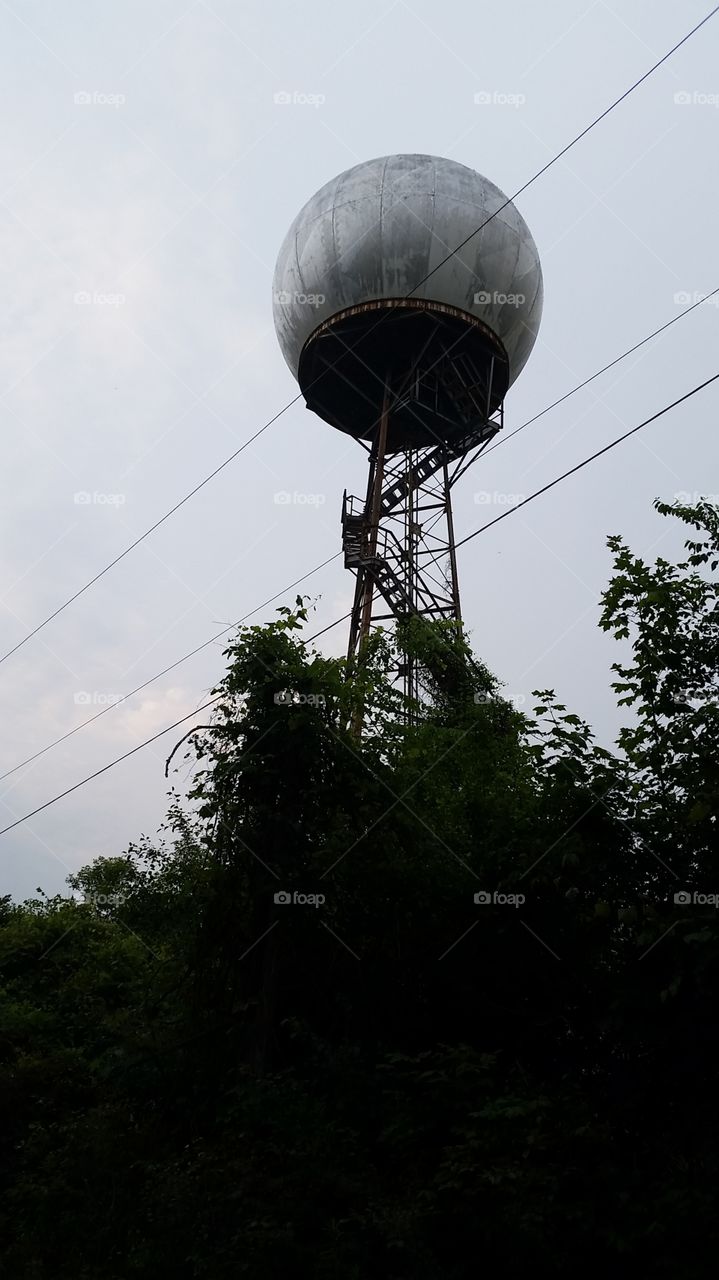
left=1, top=288, right=713, bottom=784
left=454, top=371, right=719, bottom=552
left=0, top=698, right=220, bottom=838
left=305, top=611, right=351, bottom=642
left=0, top=401, right=301, bottom=667
left=0, top=613, right=351, bottom=838
left=409, top=5, right=719, bottom=295
left=2, top=371, right=716, bottom=839
left=482, top=287, right=719, bottom=460
left=2, top=7, right=712, bottom=669
left=0, top=552, right=341, bottom=784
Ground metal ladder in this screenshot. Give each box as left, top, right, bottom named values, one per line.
left=342, top=351, right=502, bottom=621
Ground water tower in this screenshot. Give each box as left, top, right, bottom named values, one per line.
left=273, top=154, right=543, bottom=705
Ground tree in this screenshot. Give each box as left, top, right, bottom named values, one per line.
left=2, top=501, right=719, bottom=1277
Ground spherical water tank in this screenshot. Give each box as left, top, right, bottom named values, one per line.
left=273, top=154, right=543, bottom=450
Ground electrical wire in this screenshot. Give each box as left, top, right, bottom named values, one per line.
left=482, top=286, right=719, bottom=459
left=1, top=287, right=715, bottom=784
left=408, top=5, right=719, bottom=296
left=0, top=612, right=351, bottom=837
left=0, top=402, right=301, bottom=666
left=451, top=371, right=719, bottom=551
left=2, top=6, right=712, bottom=667
left=2, top=370, right=717, bottom=838
left=0, top=553, right=342, bottom=784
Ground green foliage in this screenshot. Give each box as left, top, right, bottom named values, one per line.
left=2, top=505, right=719, bottom=1277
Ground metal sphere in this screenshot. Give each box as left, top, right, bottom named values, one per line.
left=273, top=153, right=543, bottom=394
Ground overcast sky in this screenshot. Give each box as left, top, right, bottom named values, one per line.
left=1, top=0, right=717, bottom=902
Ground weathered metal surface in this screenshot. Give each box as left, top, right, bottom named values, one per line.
left=273, top=153, right=543, bottom=391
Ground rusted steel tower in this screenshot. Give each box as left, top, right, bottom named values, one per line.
left=272, top=154, right=543, bottom=707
